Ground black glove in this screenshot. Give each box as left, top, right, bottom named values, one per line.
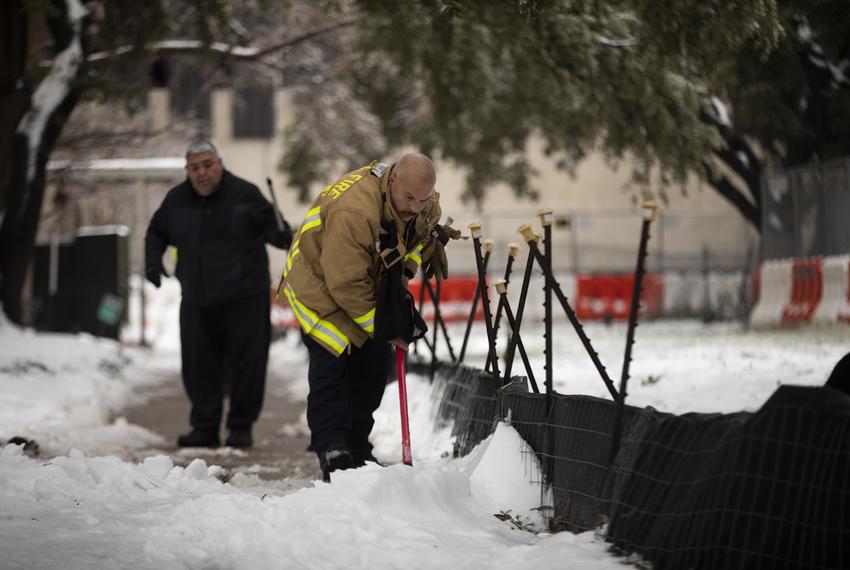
left=146, top=265, right=164, bottom=288
left=423, top=240, right=449, bottom=280
left=268, top=219, right=293, bottom=249
left=422, top=222, right=459, bottom=280
left=428, top=223, right=462, bottom=246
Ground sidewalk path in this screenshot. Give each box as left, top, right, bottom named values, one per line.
left=122, top=366, right=321, bottom=483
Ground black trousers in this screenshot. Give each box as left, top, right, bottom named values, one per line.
left=302, top=332, right=391, bottom=458
left=179, top=292, right=271, bottom=431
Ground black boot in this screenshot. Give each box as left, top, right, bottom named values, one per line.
left=319, top=444, right=355, bottom=482
left=177, top=429, right=220, bottom=448
left=225, top=428, right=253, bottom=449
left=352, top=448, right=383, bottom=468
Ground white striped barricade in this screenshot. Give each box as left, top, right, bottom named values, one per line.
left=813, top=255, right=850, bottom=324
left=781, top=258, right=823, bottom=324
left=750, top=259, right=794, bottom=327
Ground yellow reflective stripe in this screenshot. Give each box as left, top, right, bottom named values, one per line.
left=284, top=240, right=301, bottom=276
left=353, top=307, right=375, bottom=333
left=283, top=284, right=348, bottom=355
left=404, top=244, right=424, bottom=267
left=301, top=206, right=322, bottom=233
left=284, top=285, right=347, bottom=354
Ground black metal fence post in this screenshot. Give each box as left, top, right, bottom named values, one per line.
left=469, top=224, right=500, bottom=379
left=486, top=243, right=518, bottom=373
left=494, top=279, right=539, bottom=393
left=503, top=232, right=538, bottom=384
left=539, top=209, right=554, bottom=400
left=430, top=277, right=440, bottom=380
left=414, top=274, right=427, bottom=356
left=424, top=278, right=457, bottom=362
left=458, top=244, right=492, bottom=364
left=609, top=201, right=658, bottom=465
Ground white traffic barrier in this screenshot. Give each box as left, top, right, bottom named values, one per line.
left=813, top=255, right=850, bottom=323
left=749, top=259, right=793, bottom=327
left=782, top=258, right=822, bottom=324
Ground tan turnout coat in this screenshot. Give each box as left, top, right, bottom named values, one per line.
left=278, top=161, right=442, bottom=355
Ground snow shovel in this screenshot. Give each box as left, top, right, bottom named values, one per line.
left=395, top=346, right=413, bottom=466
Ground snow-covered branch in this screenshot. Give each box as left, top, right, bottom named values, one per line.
left=87, top=18, right=356, bottom=64
left=796, top=20, right=850, bottom=90
left=709, top=96, right=731, bottom=127
left=87, top=40, right=258, bottom=62
left=595, top=35, right=635, bottom=48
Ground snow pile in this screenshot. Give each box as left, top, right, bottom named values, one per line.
left=0, top=425, right=619, bottom=570
left=372, top=369, right=455, bottom=464
left=0, top=313, right=165, bottom=457
left=463, top=423, right=550, bottom=530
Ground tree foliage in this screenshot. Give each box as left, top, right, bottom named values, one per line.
left=2, top=0, right=850, bottom=324
left=282, top=0, right=784, bottom=210
left=279, top=0, right=849, bottom=230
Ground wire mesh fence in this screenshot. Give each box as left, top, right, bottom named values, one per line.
left=416, top=357, right=850, bottom=570
left=606, top=385, right=850, bottom=570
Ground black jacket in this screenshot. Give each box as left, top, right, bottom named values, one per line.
left=145, top=170, right=292, bottom=306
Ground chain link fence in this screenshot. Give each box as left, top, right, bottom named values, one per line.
left=762, top=156, right=850, bottom=260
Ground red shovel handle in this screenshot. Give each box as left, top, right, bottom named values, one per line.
left=396, top=346, right=413, bottom=466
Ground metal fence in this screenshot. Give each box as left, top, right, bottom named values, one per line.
left=762, top=156, right=850, bottom=260
left=418, top=358, right=850, bottom=570
left=449, top=210, right=757, bottom=276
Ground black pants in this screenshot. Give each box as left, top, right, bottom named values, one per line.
left=179, top=292, right=270, bottom=431
left=302, top=332, right=391, bottom=458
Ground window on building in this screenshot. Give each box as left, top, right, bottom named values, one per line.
left=232, top=82, right=274, bottom=139
left=169, top=61, right=211, bottom=121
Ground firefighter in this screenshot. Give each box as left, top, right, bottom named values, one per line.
left=279, top=153, right=453, bottom=481
left=145, top=139, right=292, bottom=449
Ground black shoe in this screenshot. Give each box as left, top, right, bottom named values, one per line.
left=352, top=450, right=383, bottom=468
left=176, top=429, right=220, bottom=448
left=319, top=444, right=355, bottom=482
left=225, top=428, right=253, bottom=449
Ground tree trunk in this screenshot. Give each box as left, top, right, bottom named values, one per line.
left=699, top=107, right=764, bottom=233
left=0, top=0, right=30, bottom=215
left=702, top=160, right=761, bottom=231
left=0, top=0, right=87, bottom=324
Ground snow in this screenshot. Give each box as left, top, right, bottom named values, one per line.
left=448, top=318, right=847, bottom=414
left=710, top=96, right=731, bottom=127
left=88, top=40, right=259, bottom=64
left=0, top=439, right=614, bottom=570
left=1, top=283, right=848, bottom=568
left=48, top=157, right=185, bottom=172
left=796, top=19, right=850, bottom=89
left=77, top=225, right=130, bottom=237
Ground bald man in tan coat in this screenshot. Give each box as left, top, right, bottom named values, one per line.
left=279, top=153, right=451, bottom=481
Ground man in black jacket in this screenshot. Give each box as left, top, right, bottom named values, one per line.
left=145, top=139, right=292, bottom=448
